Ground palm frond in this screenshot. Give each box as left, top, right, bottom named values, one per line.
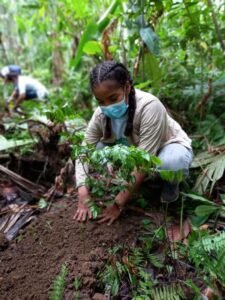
left=192, top=151, right=225, bottom=194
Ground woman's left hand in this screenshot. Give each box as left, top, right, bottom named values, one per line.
left=98, top=203, right=122, bottom=225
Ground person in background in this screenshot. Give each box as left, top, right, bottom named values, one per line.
left=0, top=65, right=48, bottom=109
left=74, top=61, right=193, bottom=225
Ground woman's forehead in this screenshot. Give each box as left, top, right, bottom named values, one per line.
left=93, top=80, right=123, bottom=96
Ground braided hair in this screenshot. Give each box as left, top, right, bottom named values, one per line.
left=90, top=61, right=136, bottom=138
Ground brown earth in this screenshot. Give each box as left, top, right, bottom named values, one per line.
left=0, top=198, right=144, bottom=300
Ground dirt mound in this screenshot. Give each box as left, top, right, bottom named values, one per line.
left=0, top=198, right=143, bottom=299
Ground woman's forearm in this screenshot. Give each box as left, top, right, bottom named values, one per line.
left=78, top=185, right=90, bottom=202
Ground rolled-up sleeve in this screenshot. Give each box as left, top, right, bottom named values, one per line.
left=75, top=109, right=103, bottom=187
left=138, top=100, right=167, bottom=155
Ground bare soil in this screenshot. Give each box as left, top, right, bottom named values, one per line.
left=0, top=198, right=143, bottom=300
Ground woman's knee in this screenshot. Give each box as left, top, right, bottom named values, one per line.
left=158, top=144, right=192, bottom=172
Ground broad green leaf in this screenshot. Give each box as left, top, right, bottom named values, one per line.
left=191, top=215, right=210, bottom=227
left=83, top=41, right=102, bottom=55
left=71, top=22, right=98, bottom=69
left=181, top=192, right=215, bottom=204
left=0, top=135, right=34, bottom=152
left=138, top=52, right=161, bottom=87
left=159, top=170, right=175, bottom=182
left=195, top=205, right=219, bottom=216
left=97, top=0, right=120, bottom=33
left=139, top=27, right=160, bottom=56
left=71, top=0, right=119, bottom=69
left=220, top=194, right=225, bottom=205
left=151, top=156, right=162, bottom=166
left=194, top=154, right=225, bottom=194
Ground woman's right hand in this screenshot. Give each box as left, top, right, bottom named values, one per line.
left=73, top=186, right=93, bottom=222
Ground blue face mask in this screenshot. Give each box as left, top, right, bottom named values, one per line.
left=100, top=98, right=128, bottom=119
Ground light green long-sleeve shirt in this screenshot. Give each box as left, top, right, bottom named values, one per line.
left=76, top=89, right=192, bottom=187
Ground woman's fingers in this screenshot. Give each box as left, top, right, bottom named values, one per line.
left=107, top=217, right=116, bottom=226
left=88, top=210, right=93, bottom=219
left=97, top=215, right=110, bottom=224
left=98, top=215, right=116, bottom=226
left=81, top=210, right=87, bottom=222
left=73, top=209, right=88, bottom=222
left=73, top=210, right=79, bottom=220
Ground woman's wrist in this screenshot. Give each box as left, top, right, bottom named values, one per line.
left=114, top=202, right=124, bottom=212
left=115, top=190, right=131, bottom=209
left=78, top=186, right=90, bottom=205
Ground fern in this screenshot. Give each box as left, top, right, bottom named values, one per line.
left=189, top=231, right=225, bottom=288
left=49, top=265, right=68, bottom=300
left=99, top=264, right=120, bottom=296
left=151, top=284, right=184, bottom=300
left=201, top=231, right=225, bottom=252
left=129, top=248, right=145, bottom=266
left=147, top=253, right=164, bottom=269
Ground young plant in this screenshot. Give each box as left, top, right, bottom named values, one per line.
left=49, top=264, right=68, bottom=300
left=73, top=277, right=82, bottom=300
left=72, top=144, right=175, bottom=209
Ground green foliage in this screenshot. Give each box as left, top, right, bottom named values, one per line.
left=99, top=240, right=166, bottom=297
left=86, top=199, right=102, bottom=219
left=71, top=0, right=120, bottom=69
left=73, top=277, right=82, bottom=291
left=189, top=230, right=225, bottom=288
left=73, top=277, right=81, bottom=300
left=2, top=1, right=225, bottom=297
left=150, top=284, right=184, bottom=300
left=192, top=151, right=225, bottom=194
left=0, top=135, right=35, bottom=152
left=139, top=27, right=159, bottom=56
left=182, top=192, right=225, bottom=225
left=74, top=144, right=177, bottom=207
left=49, top=264, right=68, bottom=300
left=194, top=205, right=219, bottom=217
left=199, top=231, right=225, bottom=252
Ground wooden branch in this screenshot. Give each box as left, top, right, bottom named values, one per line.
left=133, top=46, right=142, bottom=77
left=0, top=165, right=46, bottom=196
left=195, top=78, right=212, bottom=117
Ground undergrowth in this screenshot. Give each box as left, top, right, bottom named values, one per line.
left=49, top=264, right=68, bottom=300
left=97, top=218, right=225, bottom=299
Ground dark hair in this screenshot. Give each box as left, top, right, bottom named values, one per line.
left=90, top=61, right=136, bottom=139
left=5, top=74, right=18, bottom=81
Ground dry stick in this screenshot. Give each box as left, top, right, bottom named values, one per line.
left=121, top=28, right=127, bottom=66
left=126, top=205, right=161, bottom=219
left=0, top=154, right=10, bottom=160
left=36, top=156, right=49, bottom=184
left=162, top=202, right=179, bottom=281
left=19, top=119, right=54, bottom=130
left=0, top=165, right=46, bottom=195
left=179, top=196, right=184, bottom=244
left=195, top=78, right=212, bottom=117
left=0, top=206, right=37, bottom=217
left=133, top=46, right=142, bottom=77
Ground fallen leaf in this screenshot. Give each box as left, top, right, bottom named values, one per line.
left=200, top=224, right=209, bottom=230
left=166, top=218, right=191, bottom=243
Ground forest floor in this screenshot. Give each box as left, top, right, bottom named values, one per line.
left=0, top=198, right=145, bottom=300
